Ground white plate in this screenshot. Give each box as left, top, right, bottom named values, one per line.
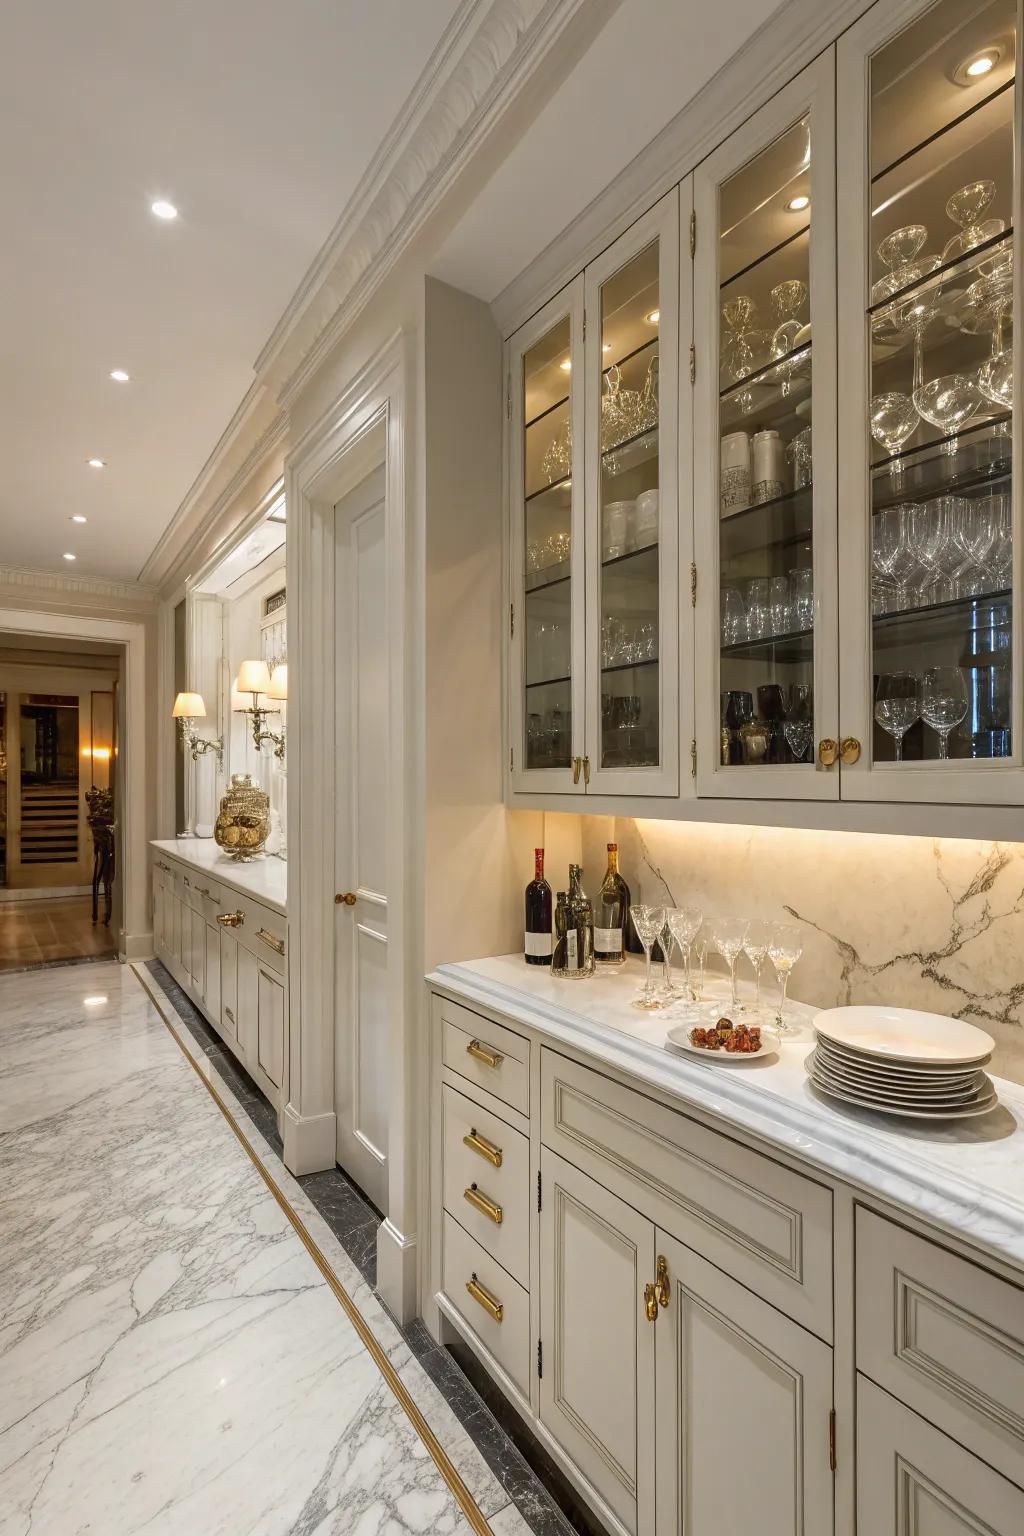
left=666, top=1021, right=781, bottom=1063
left=808, top=1051, right=989, bottom=1109
left=813, top=1035, right=986, bottom=1089
left=813, top=1005, right=994, bottom=1066
left=806, top=1057, right=998, bottom=1120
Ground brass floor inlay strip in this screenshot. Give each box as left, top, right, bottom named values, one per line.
left=133, top=964, right=494, bottom=1536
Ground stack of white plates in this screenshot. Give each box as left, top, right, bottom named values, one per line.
left=807, top=1006, right=997, bottom=1120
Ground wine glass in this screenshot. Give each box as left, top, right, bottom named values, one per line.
left=872, top=505, right=916, bottom=611
left=921, top=666, right=968, bottom=760
left=693, top=930, right=709, bottom=1002
left=630, top=905, right=666, bottom=1010
left=667, top=906, right=703, bottom=1006
left=869, top=392, right=919, bottom=485
left=783, top=717, right=813, bottom=763
left=769, top=279, right=808, bottom=396
left=660, top=914, right=678, bottom=997
left=721, top=586, right=746, bottom=645
left=942, top=181, right=1003, bottom=262
left=742, top=919, right=772, bottom=1017
left=767, top=923, right=803, bottom=1035
left=874, top=672, right=920, bottom=763
left=709, top=917, right=749, bottom=1013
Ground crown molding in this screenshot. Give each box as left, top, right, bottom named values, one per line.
left=491, top=0, right=875, bottom=338
left=0, top=565, right=157, bottom=606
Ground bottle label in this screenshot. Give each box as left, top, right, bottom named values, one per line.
left=525, top=930, right=552, bottom=957
left=595, top=927, right=622, bottom=953
left=566, top=930, right=579, bottom=970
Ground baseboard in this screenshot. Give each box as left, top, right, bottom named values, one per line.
left=377, top=1218, right=418, bottom=1324
left=121, top=930, right=154, bottom=961
left=281, top=1102, right=336, bottom=1175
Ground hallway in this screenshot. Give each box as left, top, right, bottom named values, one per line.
left=0, top=961, right=532, bottom=1536
left=0, top=895, right=116, bottom=972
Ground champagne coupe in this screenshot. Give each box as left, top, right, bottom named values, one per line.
left=872, top=225, right=928, bottom=301
left=769, top=279, right=809, bottom=396
left=630, top=904, right=667, bottom=1010
left=874, top=672, right=920, bottom=763
left=721, top=295, right=767, bottom=412
left=667, top=905, right=703, bottom=1005
left=709, top=917, right=750, bottom=1013
left=869, top=392, right=919, bottom=485
left=767, top=923, right=804, bottom=1035
left=942, top=181, right=1003, bottom=263
left=912, top=373, right=983, bottom=459
left=742, top=919, right=772, bottom=1017
left=921, top=666, right=968, bottom=759
left=967, top=264, right=1016, bottom=410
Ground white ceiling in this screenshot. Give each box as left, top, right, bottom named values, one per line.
left=0, top=0, right=461, bottom=582
left=432, top=0, right=786, bottom=304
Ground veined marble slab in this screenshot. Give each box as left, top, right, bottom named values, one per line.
left=151, top=837, right=287, bottom=914
left=0, top=961, right=509, bottom=1536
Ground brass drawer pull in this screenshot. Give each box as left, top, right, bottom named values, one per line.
left=257, top=928, right=285, bottom=955
left=466, top=1038, right=503, bottom=1069
left=217, top=910, right=244, bottom=927
left=464, top=1184, right=503, bottom=1225
left=644, top=1282, right=659, bottom=1322
left=224, top=1006, right=235, bottom=1023
left=194, top=885, right=211, bottom=897
left=466, top=1273, right=503, bottom=1324
left=463, top=1128, right=502, bottom=1168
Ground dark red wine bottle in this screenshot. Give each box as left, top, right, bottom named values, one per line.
left=524, top=848, right=552, bottom=965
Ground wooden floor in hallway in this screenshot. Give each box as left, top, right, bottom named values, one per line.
left=0, top=895, right=116, bottom=971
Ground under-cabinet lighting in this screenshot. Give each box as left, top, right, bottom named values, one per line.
left=109, top=369, right=130, bottom=383
left=62, top=552, right=76, bottom=561
left=151, top=199, right=178, bottom=220
left=786, top=194, right=810, bottom=213
left=559, top=358, right=572, bottom=372
left=87, top=458, right=106, bottom=469
left=644, top=309, right=660, bottom=326
left=71, top=515, right=87, bottom=523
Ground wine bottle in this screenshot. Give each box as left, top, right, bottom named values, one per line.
left=595, top=842, right=629, bottom=966
left=524, top=847, right=552, bottom=965
left=554, top=864, right=594, bottom=979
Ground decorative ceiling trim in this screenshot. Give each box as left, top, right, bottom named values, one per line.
left=0, top=565, right=157, bottom=605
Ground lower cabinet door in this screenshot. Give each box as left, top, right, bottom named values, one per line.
left=654, top=1231, right=834, bottom=1536
left=236, top=946, right=258, bottom=1066
left=220, top=929, right=238, bottom=1042
left=858, top=1377, right=1024, bottom=1536
left=189, top=907, right=205, bottom=994
left=539, top=1148, right=656, bottom=1536
left=256, top=963, right=285, bottom=1089
left=204, top=922, right=221, bottom=1021
left=168, top=893, right=182, bottom=970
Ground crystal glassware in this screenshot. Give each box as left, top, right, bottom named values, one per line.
left=693, top=931, right=709, bottom=1002
left=769, top=279, right=809, bottom=396
left=783, top=717, right=813, bottom=762
left=745, top=578, right=770, bottom=641
left=789, top=567, right=814, bottom=630
left=767, top=922, right=803, bottom=1035
left=667, top=905, right=703, bottom=1005
left=630, top=904, right=667, bottom=1010
left=921, top=666, right=969, bottom=759
left=769, top=576, right=791, bottom=636
left=874, top=671, right=920, bottom=763
left=659, top=914, right=678, bottom=997
left=787, top=424, right=813, bottom=489
left=912, top=373, right=983, bottom=458
left=869, top=392, right=919, bottom=485
left=872, top=505, right=917, bottom=610
left=709, top=917, right=750, bottom=1013
left=721, top=585, right=746, bottom=645
left=741, top=919, right=772, bottom=1016
left=942, top=180, right=1004, bottom=263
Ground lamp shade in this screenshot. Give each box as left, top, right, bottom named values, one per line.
left=236, top=659, right=271, bottom=695
left=172, top=691, right=206, bottom=719
left=267, top=664, right=288, bottom=701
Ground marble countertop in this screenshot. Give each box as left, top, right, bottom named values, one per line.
left=151, top=838, right=287, bottom=915
left=428, top=954, right=1024, bottom=1274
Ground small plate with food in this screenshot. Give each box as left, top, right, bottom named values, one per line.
left=665, top=1015, right=781, bottom=1063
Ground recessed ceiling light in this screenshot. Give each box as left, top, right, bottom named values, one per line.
left=87, top=458, right=106, bottom=469
left=787, top=194, right=810, bottom=212
left=151, top=199, right=178, bottom=220
left=644, top=309, right=660, bottom=326
left=955, top=48, right=1000, bottom=84
left=559, top=358, right=572, bottom=372
left=602, top=342, right=612, bottom=352
left=110, top=369, right=130, bottom=383
left=63, top=552, right=77, bottom=562
left=71, top=515, right=87, bottom=524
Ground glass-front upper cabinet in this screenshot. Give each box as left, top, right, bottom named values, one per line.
left=838, top=0, right=1022, bottom=804
left=693, top=57, right=838, bottom=798
left=583, top=190, right=683, bottom=797
left=508, top=279, right=586, bottom=793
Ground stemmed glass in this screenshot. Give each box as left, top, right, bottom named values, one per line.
left=710, top=917, right=750, bottom=1013
left=921, top=666, right=968, bottom=760
left=659, top=914, right=678, bottom=997
left=667, top=906, right=704, bottom=1007
left=693, top=930, right=710, bottom=1002
left=869, top=393, right=919, bottom=486
left=767, top=923, right=804, bottom=1035
left=769, top=279, right=808, bottom=396
left=872, top=505, right=917, bottom=610
left=942, top=181, right=1003, bottom=262
left=913, top=373, right=983, bottom=459
left=630, top=905, right=666, bottom=1011
left=742, top=920, right=772, bottom=1017
left=874, top=672, right=920, bottom=763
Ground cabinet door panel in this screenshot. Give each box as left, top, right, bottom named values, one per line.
left=204, top=923, right=221, bottom=1021
left=858, top=1377, right=1024, bottom=1536
left=220, top=929, right=238, bottom=1042
left=257, top=964, right=284, bottom=1089
left=539, top=1148, right=656, bottom=1536
left=236, top=944, right=258, bottom=1067
left=189, top=907, right=205, bottom=995
left=655, top=1233, right=833, bottom=1536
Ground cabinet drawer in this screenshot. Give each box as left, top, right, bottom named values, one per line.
left=856, top=1209, right=1024, bottom=1487
left=541, top=1048, right=833, bottom=1340
left=234, top=897, right=287, bottom=974
left=441, top=1212, right=530, bottom=1397
left=441, top=1000, right=529, bottom=1116
left=442, top=1084, right=529, bottom=1288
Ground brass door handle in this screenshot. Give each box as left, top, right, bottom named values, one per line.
left=656, top=1254, right=671, bottom=1309
left=840, top=736, right=861, bottom=765
left=256, top=928, right=285, bottom=955
left=582, top=754, right=591, bottom=786
left=217, top=910, right=244, bottom=927
left=572, top=755, right=582, bottom=785
left=464, top=1128, right=503, bottom=1168
left=464, top=1184, right=503, bottom=1224
left=644, top=1283, right=659, bottom=1323
left=817, top=738, right=839, bottom=767
left=466, top=1273, right=503, bottom=1324
left=335, top=892, right=357, bottom=906
left=466, top=1038, right=503, bottom=1069
left=194, top=885, right=211, bottom=897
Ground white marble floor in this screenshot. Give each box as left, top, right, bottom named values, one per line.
left=0, top=961, right=531, bottom=1536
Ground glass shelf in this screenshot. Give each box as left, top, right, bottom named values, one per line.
left=720, top=339, right=812, bottom=402
left=872, top=588, right=1011, bottom=648
left=868, top=226, right=1013, bottom=322
left=601, top=656, right=659, bottom=678
left=721, top=224, right=809, bottom=292
left=872, top=76, right=1014, bottom=186
left=525, top=673, right=571, bottom=691
left=721, top=627, right=813, bottom=664
left=525, top=472, right=571, bottom=506
left=601, top=423, right=659, bottom=467
left=603, top=334, right=657, bottom=378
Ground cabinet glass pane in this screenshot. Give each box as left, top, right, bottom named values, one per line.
left=867, top=0, right=1015, bottom=764
left=523, top=316, right=573, bottom=770
left=717, top=116, right=815, bottom=769
left=599, top=241, right=660, bottom=768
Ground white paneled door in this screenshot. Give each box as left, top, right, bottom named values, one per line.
left=334, top=466, right=390, bottom=1212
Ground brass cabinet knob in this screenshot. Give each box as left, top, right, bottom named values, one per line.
left=335, top=892, right=357, bottom=906
left=817, top=738, right=839, bottom=767
left=840, top=736, right=861, bottom=765
left=216, top=910, right=244, bottom=927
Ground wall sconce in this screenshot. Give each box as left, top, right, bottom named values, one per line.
left=172, top=692, right=224, bottom=764
left=235, top=660, right=286, bottom=760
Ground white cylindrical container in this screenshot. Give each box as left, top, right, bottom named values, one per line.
left=720, top=431, right=751, bottom=515
left=634, top=489, right=659, bottom=548
left=751, top=429, right=785, bottom=505
left=603, top=499, right=632, bottom=559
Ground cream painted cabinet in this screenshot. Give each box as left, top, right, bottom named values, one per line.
left=256, top=961, right=285, bottom=1089
left=204, top=918, right=221, bottom=1023
left=539, top=1148, right=656, bottom=1536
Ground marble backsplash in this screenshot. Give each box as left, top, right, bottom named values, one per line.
left=586, top=817, right=1024, bottom=1085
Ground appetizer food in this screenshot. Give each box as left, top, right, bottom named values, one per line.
left=688, top=1019, right=763, bottom=1054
